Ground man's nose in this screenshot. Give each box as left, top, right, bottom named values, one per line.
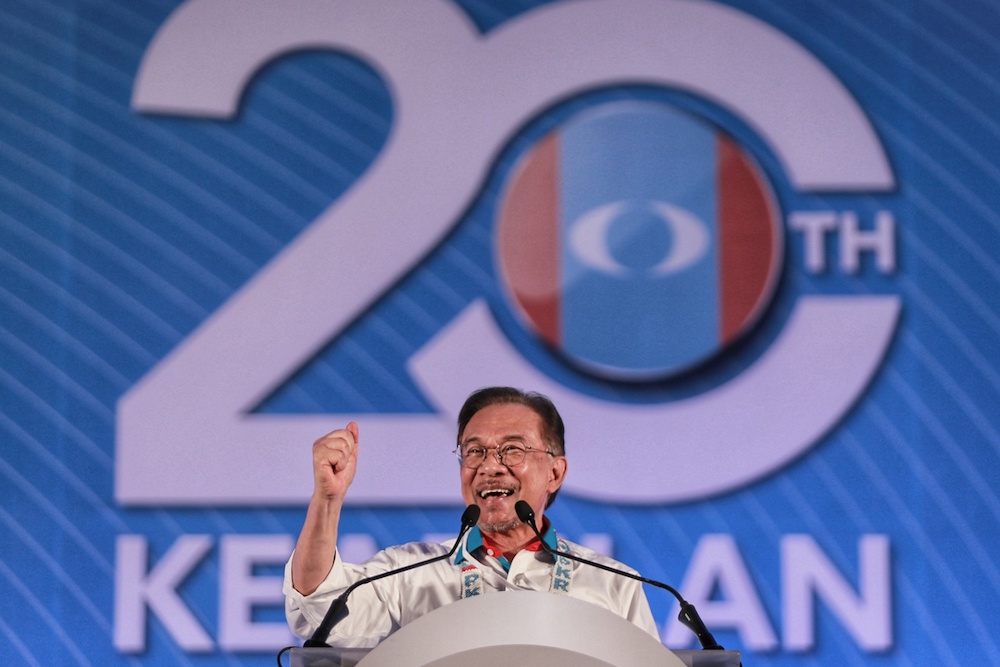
left=477, top=448, right=507, bottom=473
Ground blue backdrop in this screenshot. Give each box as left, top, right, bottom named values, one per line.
left=2, top=0, right=999, bottom=665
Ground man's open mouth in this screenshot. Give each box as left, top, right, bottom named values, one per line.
left=478, top=489, right=514, bottom=499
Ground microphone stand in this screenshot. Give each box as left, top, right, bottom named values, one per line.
left=515, top=500, right=724, bottom=651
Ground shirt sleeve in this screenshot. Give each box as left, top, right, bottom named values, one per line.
left=620, top=575, right=660, bottom=639
left=283, top=541, right=452, bottom=648
left=283, top=548, right=398, bottom=648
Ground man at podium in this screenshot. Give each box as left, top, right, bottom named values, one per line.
left=283, top=386, right=658, bottom=648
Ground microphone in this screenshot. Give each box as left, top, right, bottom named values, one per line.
left=303, top=503, right=481, bottom=647
left=515, top=500, right=724, bottom=651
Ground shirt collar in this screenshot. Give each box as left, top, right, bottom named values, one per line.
left=455, top=516, right=558, bottom=565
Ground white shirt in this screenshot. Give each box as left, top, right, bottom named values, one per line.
left=283, top=526, right=659, bottom=648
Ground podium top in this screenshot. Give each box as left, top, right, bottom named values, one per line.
left=290, top=591, right=744, bottom=666
left=359, top=590, right=684, bottom=666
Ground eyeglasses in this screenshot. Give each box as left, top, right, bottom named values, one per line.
left=454, top=442, right=554, bottom=469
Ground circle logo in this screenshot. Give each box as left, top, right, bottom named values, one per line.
left=496, top=100, right=783, bottom=379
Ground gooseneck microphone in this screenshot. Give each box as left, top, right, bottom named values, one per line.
left=303, top=504, right=481, bottom=647
left=515, top=500, right=724, bottom=651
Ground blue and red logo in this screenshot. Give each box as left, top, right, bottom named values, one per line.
left=496, top=101, right=783, bottom=379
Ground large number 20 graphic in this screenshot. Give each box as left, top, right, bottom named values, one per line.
left=118, top=0, right=898, bottom=507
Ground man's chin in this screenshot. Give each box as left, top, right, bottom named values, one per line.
left=474, top=495, right=526, bottom=534
left=479, top=518, right=521, bottom=534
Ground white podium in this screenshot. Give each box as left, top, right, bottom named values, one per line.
left=290, top=592, right=741, bottom=666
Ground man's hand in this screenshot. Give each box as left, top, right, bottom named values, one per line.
left=312, top=422, right=359, bottom=502
left=292, top=422, right=359, bottom=596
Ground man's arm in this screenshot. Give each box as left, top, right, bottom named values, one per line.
left=290, top=422, right=359, bottom=596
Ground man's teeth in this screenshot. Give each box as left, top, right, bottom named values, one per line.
left=479, top=489, right=514, bottom=498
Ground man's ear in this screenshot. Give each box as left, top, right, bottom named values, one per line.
left=548, top=455, right=568, bottom=492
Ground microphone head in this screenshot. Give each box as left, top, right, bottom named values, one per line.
left=514, top=500, right=535, bottom=525
left=461, top=504, right=481, bottom=527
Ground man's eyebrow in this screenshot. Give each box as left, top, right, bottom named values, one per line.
left=460, top=434, right=528, bottom=446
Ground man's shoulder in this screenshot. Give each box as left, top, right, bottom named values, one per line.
left=380, top=539, right=453, bottom=562
left=557, top=537, right=641, bottom=576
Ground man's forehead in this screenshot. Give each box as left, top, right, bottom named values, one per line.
left=460, top=403, right=544, bottom=441
left=460, top=430, right=531, bottom=445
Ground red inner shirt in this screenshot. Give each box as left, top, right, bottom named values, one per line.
left=480, top=517, right=550, bottom=561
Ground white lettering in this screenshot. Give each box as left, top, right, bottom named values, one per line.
left=219, top=535, right=295, bottom=651
left=840, top=211, right=896, bottom=274
left=789, top=211, right=838, bottom=273
left=114, top=535, right=214, bottom=652
left=662, top=534, right=778, bottom=651
left=112, top=531, right=893, bottom=655
left=781, top=534, right=892, bottom=651
left=790, top=210, right=896, bottom=275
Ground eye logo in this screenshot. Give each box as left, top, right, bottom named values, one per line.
left=497, top=101, right=782, bottom=379
left=568, top=200, right=709, bottom=278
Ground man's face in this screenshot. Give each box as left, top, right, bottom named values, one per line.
left=458, top=402, right=567, bottom=534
